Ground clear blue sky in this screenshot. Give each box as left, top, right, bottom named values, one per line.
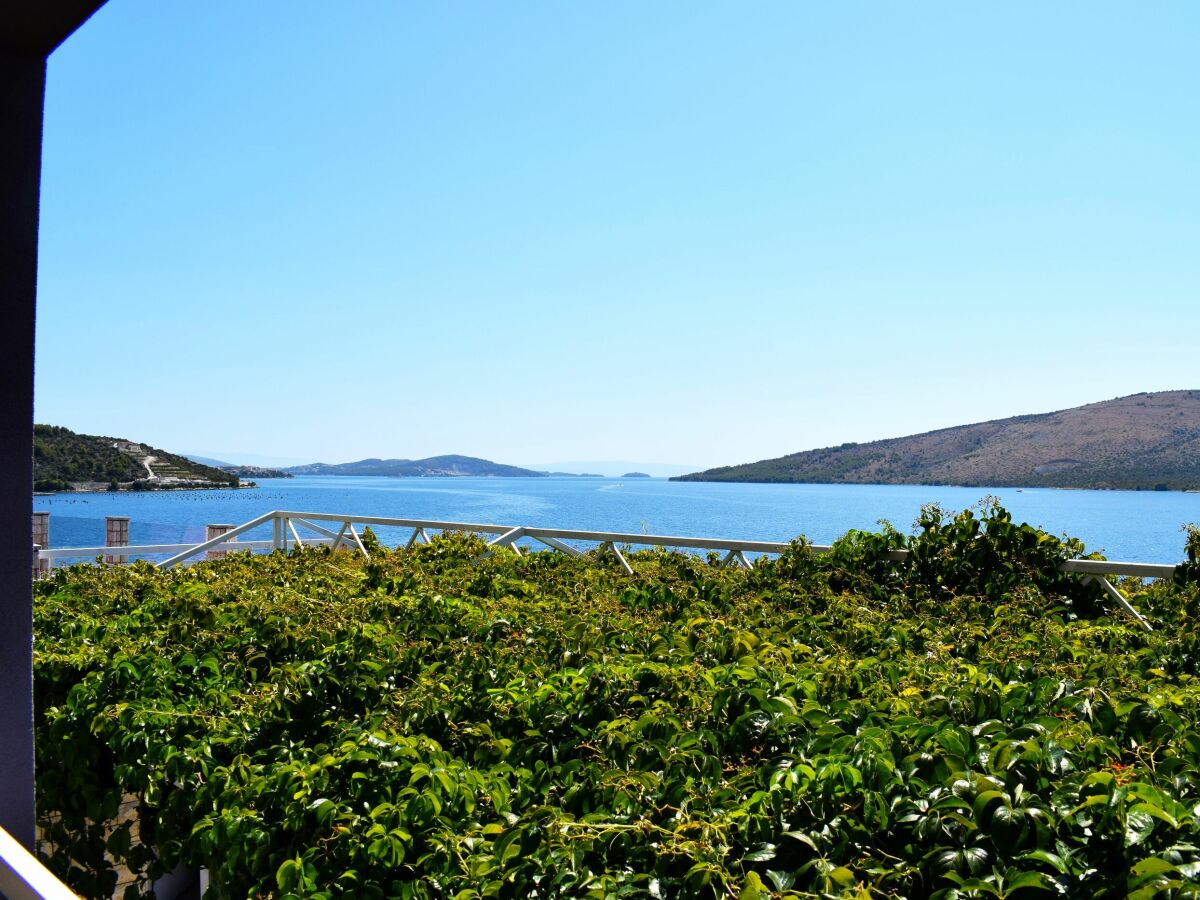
left=34, top=1, right=1198, bottom=469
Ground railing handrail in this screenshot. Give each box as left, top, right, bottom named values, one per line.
left=32, top=508, right=1184, bottom=576
left=39, top=539, right=305, bottom=561
left=0, top=826, right=77, bottom=900
left=272, top=510, right=514, bottom=534
left=33, top=509, right=1179, bottom=631
left=241, top=511, right=1186, bottom=574
left=1057, top=558, right=1178, bottom=579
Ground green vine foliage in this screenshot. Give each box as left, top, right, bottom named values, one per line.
left=32, top=507, right=1200, bottom=899
left=1175, top=525, right=1200, bottom=587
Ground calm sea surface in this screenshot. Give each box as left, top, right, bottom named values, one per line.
left=32, top=476, right=1200, bottom=563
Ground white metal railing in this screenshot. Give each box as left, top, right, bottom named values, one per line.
left=0, top=827, right=77, bottom=900
left=37, top=540, right=284, bottom=561
left=33, top=510, right=1179, bottom=632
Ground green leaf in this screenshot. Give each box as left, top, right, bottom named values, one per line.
left=1126, top=807, right=1156, bottom=847
left=1130, top=857, right=1178, bottom=877
left=1003, top=870, right=1053, bottom=892
left=310, top=797, right=336, bottom=826
left=973, top=790, right=1008, bottom=824
left=739, top=872, right=768, bottom=900
left=765, top=870, right=796, bottom=891
left=781, top=830, right=819, bottom=852
left=277, top=858, right=301, bottom=893
left=828, top=867, right=857, bottom=887
left=1022, top=850, right=1069, bottom=875
left=1129, top=801, right=1179, bottom=830
left=743, top=844, right=777, bottom=863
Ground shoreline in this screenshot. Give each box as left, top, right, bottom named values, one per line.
left=37, top=475, right=1200, bottom=496
left=669, top=478, right=1200, bottom=494
left=35, top=483, right=254, bottom=496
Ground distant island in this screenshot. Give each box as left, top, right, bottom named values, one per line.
left=219, top=465, right=293, bottom=479
left=673, top=391, right=1200, bottom=491
left=285, top=455, right=546, bottom=478
left=622, top=472, right=651, bottom=478
left=34, top=425, right=240, bottom=492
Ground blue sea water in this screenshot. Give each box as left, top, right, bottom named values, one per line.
left=32, top=476, right=1200, bottom=564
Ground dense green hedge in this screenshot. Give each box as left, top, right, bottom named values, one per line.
left=33, top=505, right=1200, bottom=899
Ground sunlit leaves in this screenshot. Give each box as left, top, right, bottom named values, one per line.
left=31, top=508, right=1200, bottom=898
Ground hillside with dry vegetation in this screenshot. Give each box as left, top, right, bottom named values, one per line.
left=676, top=391, right=1200, bottom=490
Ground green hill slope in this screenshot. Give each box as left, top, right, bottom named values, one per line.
left=675, top=390, right=1200, bottom=490
left=34, top=425, right=238, bottom=491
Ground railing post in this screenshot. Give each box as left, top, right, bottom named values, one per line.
left=105, top=516, right=129, bottom=565
left=273, top=514, right=283, bottom=552
left=31, top=512, right=48, bottom=579
left=205, top=524, right=234, bottom=560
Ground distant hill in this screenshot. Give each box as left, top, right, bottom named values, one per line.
left=674, top=391, right=1200, bottom=491
left=182, top=454, right=293, bottom=479
left=286, top=455, right=547, bottom=478
left=185, top=454, right=234, bottom=468
left=523, top=460, right=697, bottom=477
left=34, top=425, right=239, bottom=491
left=219, top=465, right=293, bottom=479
